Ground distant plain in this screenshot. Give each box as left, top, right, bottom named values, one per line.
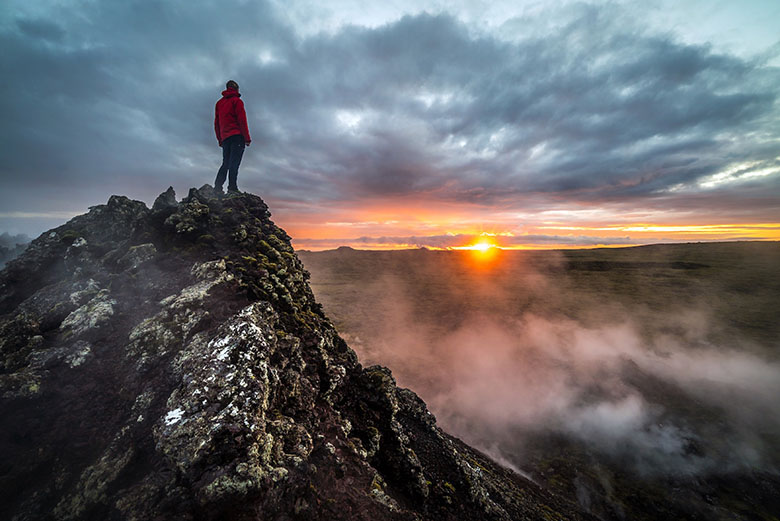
left=300, top=241, right=780, bottom=520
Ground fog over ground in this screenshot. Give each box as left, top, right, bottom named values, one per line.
left=330, top=254, right=780, bottom=477
left=0, top=233, right=30, bottom=268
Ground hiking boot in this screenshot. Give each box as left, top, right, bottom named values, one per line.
left=227, top=187, right=240, bottom=195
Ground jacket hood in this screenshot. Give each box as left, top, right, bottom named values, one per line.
left=221, top=89, right=241, bottom=98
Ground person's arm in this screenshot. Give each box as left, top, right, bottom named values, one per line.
left=236, top=98, right=252, bottom=145
left=214, top=102, right=222, bottom=146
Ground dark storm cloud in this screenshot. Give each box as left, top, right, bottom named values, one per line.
left=0, top=0, right=291, bottom=209
left=0, top=1, right=778, bottom=221
left=230, top=9, right=779, bottom=207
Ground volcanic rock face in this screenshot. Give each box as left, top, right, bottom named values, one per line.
left=0, top=187, right=592, bottom=521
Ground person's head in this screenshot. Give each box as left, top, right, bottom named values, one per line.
left=226, top=80, right=239, bottom=91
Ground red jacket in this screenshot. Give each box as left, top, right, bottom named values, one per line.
left=214, top=88, right=251, bottom=145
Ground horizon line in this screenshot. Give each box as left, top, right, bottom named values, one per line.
left=295, top=238, right=780, bottom=253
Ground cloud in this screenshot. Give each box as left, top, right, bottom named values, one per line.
left=0, top=1, right=778, bottom=237
left=294, top=232, right=642, bottom=249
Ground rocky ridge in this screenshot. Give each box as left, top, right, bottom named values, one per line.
left=0, top=186, right=594, bottom=520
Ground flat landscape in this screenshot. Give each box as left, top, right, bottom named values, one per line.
left=300, top=241, right=780, bottom=520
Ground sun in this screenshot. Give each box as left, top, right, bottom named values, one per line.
left=452, top=237, right=500, bottom=253
left=472, top=241, right=493, bottom=252
left=453, top=238, right=501, bottom=265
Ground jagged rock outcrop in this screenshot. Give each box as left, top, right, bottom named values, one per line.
left=0, top=186, right=594, bottom=521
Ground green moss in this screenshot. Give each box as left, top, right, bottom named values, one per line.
left=60, top=229, right=81, bottom=243
left=268, top=234, right=291, bottom=252
left=539, top=504, right=563, bottom=521
left=202, top=474, right=257, bottom=500
left=365, top=369, right=393, bottom=389
left=370, top=474, right=384, bottom=492
left=260, top=258, right=279, bottom=272
left=468, top=458, right=487, bottom=472
left=443, top=481, right=455, bottom=493
left=49, top=300, right=68, bottom=315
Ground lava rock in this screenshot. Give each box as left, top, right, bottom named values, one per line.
left=0, top=187, right=595, bottom=521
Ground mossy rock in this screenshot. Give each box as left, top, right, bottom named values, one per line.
left=59, top=229, right=82, bottom=244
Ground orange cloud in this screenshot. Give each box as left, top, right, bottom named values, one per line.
left=267, top=195, right=780, bottom=251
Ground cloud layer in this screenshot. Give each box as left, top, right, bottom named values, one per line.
left=1, top=1, right=778, bottom=241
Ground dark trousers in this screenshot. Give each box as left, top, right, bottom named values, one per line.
left=215, top=134, right=245, bottom=191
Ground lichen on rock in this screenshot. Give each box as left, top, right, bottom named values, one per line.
left=60, top=289, right=116, bottom=337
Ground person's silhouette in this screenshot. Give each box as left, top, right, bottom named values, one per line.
left=214, top=80, right=251, bottom=194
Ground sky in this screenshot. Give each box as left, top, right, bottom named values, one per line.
left=1, top=0, right=779, bottom=250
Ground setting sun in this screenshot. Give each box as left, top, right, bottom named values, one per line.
left=452, top=237, right=499, bottom=252
left=452, top=238, right=502, bottom=265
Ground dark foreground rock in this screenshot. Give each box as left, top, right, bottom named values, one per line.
left=0, top=187, right=594, bottom=521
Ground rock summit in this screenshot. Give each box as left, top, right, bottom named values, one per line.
left=0, top=186, right=592, bottom=521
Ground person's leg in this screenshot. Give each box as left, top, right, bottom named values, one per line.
left=227, top=136, right=245, bottom=192
left=214, top=140, right=232, bottom=192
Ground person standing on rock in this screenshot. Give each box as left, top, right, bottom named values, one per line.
left=214, top=80, right=252, bottom=194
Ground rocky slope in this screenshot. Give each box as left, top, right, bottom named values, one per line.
left=0, top=187, right=594, bottom=521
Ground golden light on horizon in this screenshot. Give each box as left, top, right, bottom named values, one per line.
left=472, top=241, right=493, bottom=252
left=449, top=237, right=503, bottom=265
left=277, top=196, right=780, bottom=252
left=452, top=236, right=499, bottom=251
